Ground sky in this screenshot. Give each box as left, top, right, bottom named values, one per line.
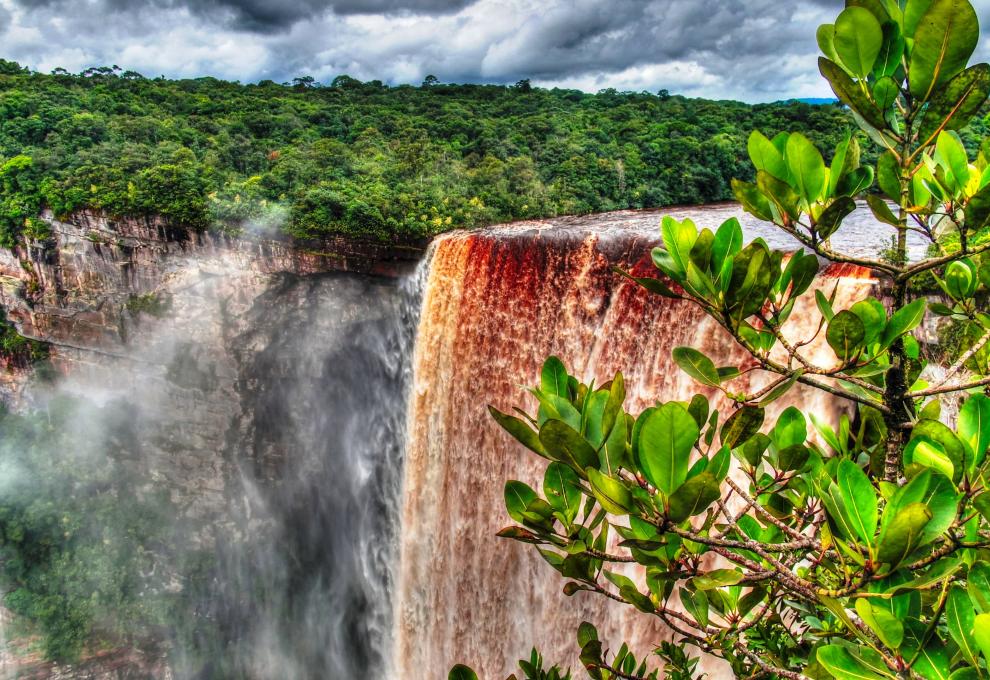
left=1, top=0, right=990, bottom=103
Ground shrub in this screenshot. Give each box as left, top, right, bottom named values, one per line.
left=456, top=1, right=990, bottom=678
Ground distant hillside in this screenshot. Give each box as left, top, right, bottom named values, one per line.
left=0, top=59, right=868, bottom=244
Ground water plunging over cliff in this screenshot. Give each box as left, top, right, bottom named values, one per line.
left=395, top=217, right=877, bottom=678
left=0, top=205, right=883, bottom=678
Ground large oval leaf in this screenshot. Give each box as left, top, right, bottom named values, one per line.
left=540, top=419, right=599, bottom=475
left=877, top=502, right=933, bottom=567
left=817, top=644, right=891, bottom=680
left=636, top=402, right=699, bottom=497
left=786, top=132, right=827, bottom=203
left=880, top=298, right=926, bottom=349
left=819, top=57, right=889, bottom=131
left=946, top=586, right=979, bottom=666
left=835, top=7, right=884, bottom=77
left=667, top=472, right=721, bottom=523
left=543, top=462, right=582, bottom=523
left=909, top=0, right=980, bottom=101
left=960, top=394, right=990, bottom=469
left=919, top=64, right=990, bottom=144
left=721, top=406, right=765, bottom=449
left=837, top=460, right=878, bottom=545
left=672, top=346, right=721, bottom=388
left=828, top=310, right=867, bottom=361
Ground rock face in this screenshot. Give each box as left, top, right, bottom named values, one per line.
left=1, top=210, right=422, bottom=350
left=0, top=212, right=426, bottom=678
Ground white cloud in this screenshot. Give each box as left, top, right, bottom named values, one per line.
left=1, top=0, right=990, bottom=102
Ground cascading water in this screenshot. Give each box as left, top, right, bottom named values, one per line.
left=167, top=270, right=426, bottom=678
left=0, top=204, right=889, bottom=679
left=395, top=214, right=878, bottom=678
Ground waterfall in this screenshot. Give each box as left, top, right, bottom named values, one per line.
left=395, top=222, right=876, bottom=678
left=0, top=206, right=883, bottom=678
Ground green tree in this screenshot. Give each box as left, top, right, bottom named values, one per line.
left=456, top=1, right=990, bottom=678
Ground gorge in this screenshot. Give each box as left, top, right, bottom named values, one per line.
left=0, top=206, right=887, bottom=678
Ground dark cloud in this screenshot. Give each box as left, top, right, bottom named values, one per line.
left=1, top=0, right=988, bottom=101
left=11, top=0, right=475, bottom=31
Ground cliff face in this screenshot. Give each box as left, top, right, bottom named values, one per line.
left=0, top=210, right=423, bottom=404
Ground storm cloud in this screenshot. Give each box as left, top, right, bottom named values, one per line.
left=1, top=0, right=990, bottom=101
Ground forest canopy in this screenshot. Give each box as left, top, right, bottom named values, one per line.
left=0, top=60, right=869, bottom=245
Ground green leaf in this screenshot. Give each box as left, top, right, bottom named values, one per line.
left=818, top=197, right=857, bottom=238
left=817, top=645, right=890, bottom=680
left=968, top=561, right=990, bottom=613
left=757, top=170, right=802, bottom=221
left=490, top=406, right=548, bottom=458
left=877, top=502, right=933, bottom=567
left=818, top=23, right=841, bottom=66
left=690, top=568, right=743, bottom=590
left=911, top=420, right=967, bottom=481
left=945, top=586, right=979, bottom=666
left=636, top=402, right=699, bottom=497
left=712, top=217, right=744, bottom=273
left=866, top=195, right=900, bottom=227
left=880, top=298, right=926, bottom=349
left=855, top=599, right=904, bottom=649
left=966, top=183, right=990, bottom=231
left=672, top=347, right=721, bottom=388
left=904, top=0, right=934, bottom=37
left=721, top=406, right=765, bottom=449
left=667, top=472, right=721, bottom=522
left=828, top=134, right=859, bottom=198
left=577, top=621, right=599, bottom=648
left=828, top=310, right=867, bottom=361
left=877, top=151, right=902, bottom=201
left=911, top=642, right=950, bottom=680
left=726, top=240, right=774, bottom=320
left=759, top=370, right=804, bottom=407
left=919, top=63, right=990, bottom=144
left=586, top=468, right=633, bottom=515
left=541, top=356, right=569, bottom=398
left=872, top=77, right=900, bottom=110
left=819, top=57, right=889, bottom=132
left=945, top=259, right=977, bottom=301
left=837, top=460, right=878, bottom=545
left=614, top=267, right=680, bottom=299
left=851, top=298, right=887, bottom=345
left=903, top=438, right=954, bottom=480
left=836, top=166, right=876, bottom=197
left=787, top=132, right=827, bottom=203
left=936, top=131, right=970, bottom=191
left=544, top=462, right=582, bottom=523
left=975, top=613, right=990, bottom=661
left=505, top=480, right=541, bottom=524
left=873, top=21, right=905, bottom=78
left=834, top=7, right=884, bottom=77
left=661, top=216, right=698, bottom=277
left=883, top=469, right=959, bottom=545
left=909, top=0, right=980, bottom=101
left=960, top=394, right=990, bottom=468
left=449, top=665, right=479, bottom=680
left=749, top=130, right=790, bottom=180
left=732, top=179, right=774, bottom=222
left=540, top=420, right=600, bottom=475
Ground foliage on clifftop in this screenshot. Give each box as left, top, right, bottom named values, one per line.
left=0, top=58, right=866, bottom=246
